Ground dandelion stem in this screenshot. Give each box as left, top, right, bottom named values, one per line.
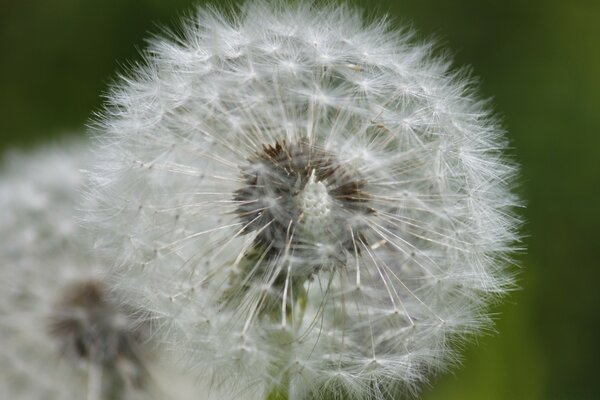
left=266, top=379, right=290, bottom=400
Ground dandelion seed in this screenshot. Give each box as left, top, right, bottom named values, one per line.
left=86, top=2, right=521, bottom=399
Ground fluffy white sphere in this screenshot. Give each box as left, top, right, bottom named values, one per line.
left=86, top=2, right=520, bottom=399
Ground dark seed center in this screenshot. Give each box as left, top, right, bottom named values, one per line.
left=48, top=280, right=147, bottom=389
left=234, top=138, right=372, bottom=253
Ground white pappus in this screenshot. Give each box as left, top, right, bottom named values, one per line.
left=85, top=2, right=521, bottom=399
left=0, top=140, right=203, bottom=400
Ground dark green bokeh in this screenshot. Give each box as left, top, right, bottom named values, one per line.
left=1, top=1, right=598, bottom=398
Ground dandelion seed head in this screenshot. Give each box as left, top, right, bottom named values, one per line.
left=0, top=142, right=194, bottom=400
left=86, top=1, right=521, bottom=398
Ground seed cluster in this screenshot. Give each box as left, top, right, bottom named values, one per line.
left=82, top=2, right=521, bottom=397
left=234, top=138, right=372, bottom=259
left=48, top=281, right=146, bottom=390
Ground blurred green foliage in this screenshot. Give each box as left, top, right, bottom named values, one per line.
left=1, top=1, right=599, bottom=398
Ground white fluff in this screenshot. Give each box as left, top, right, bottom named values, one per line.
left=86, top=2, right=521, bottom=399
left=0, top=141, right=202, bottom=400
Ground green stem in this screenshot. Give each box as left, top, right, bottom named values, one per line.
left=264, top=282, right=308, bottom=400
left=266, top=376, right=290, bottom=400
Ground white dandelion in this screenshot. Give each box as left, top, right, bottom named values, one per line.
left=85, top=1, right=521, bottom=399
left=0, top=141, right=197, bottom=400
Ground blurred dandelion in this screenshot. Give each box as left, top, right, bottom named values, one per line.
left=85, top=1, right=521, bottom=399
left=0, top=141, right=189, bottom=400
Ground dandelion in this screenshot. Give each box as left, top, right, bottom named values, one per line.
left=0, top=141, right=192, bottom=400
left=86, top=1, right=521, bottom=399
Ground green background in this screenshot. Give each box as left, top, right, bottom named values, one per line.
left=1, top=1, right=598, bottom=399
